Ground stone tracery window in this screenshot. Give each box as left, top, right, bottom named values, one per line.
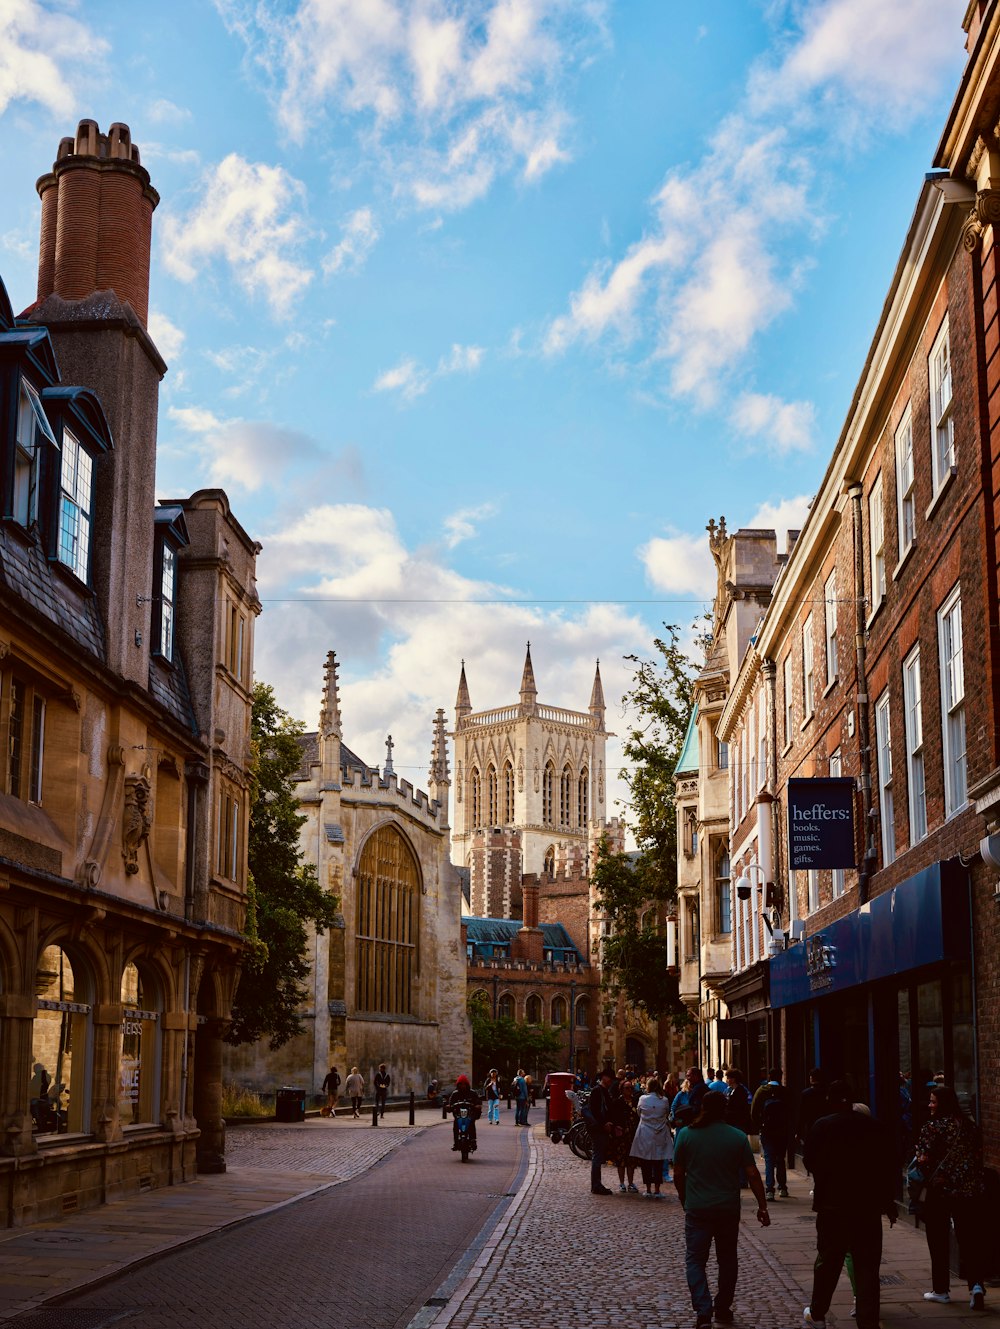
left=502, top=760, right=514, bottom=824
left=487, top=763, right=498, bottom=825
left=578, top=767, right=588, bottom=828
left=560, top=764, right=572, bottom=826
left=525, top=993, right=542, bottom=1024
left=542, top=761, right=555, bottom=824
left=498, top=992, right=514, bottom=1020
left=470, top=767, right=481, bottom=826
left=551, top=995, right=567, bottom=1026
left=355, top=824, right=420, bottom=1015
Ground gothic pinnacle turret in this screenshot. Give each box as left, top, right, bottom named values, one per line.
left=519, top=642, right=537, bottom=708
left=456, top=659, right=472, bottom=720
left=589, top=659, right=606, bottom=728
left=320, top=651, right=342, bottom=739
left=428, top=708, right=451, bottom=830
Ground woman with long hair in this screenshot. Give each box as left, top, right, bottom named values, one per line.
left=484, top=1068, right=501, bottom=1125
left=914, top=1084, right=986, bottom=1310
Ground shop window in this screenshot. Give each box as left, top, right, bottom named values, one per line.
left=355, top=824, right=420, bottom=1015
left=525, top=994, right=542, bottom=1024
left=119, top=962, right=160, bottom=1127
left=31, top=945, right=91, bottom=1136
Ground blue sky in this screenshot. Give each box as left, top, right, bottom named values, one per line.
left=0, top=0, right=969, bottom=817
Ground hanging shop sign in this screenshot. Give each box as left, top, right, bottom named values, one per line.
left=787, top=777, right=856, bottom=870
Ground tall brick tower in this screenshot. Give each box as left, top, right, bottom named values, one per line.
left=29, top=120, right=164, bottom=683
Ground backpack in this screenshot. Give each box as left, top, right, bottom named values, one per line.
left=760, top=1088, right=788, bottom=1134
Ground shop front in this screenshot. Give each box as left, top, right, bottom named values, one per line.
left=770, top=860, right=975, bottom=1167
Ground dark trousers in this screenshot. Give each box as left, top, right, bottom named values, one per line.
left=515, top=1097, right=529, bottom=1125
left=809, top=1208, right=882, bottom=1329
left=924, top=1191, right=984, bottom=1292
left=760, top=1132, right=787, bottom=1190
left=591, top=1133, right=609, bottom=1190
left=639, top=1159, right=664, bottom=1188
left=375, top=1089, right=388, bottom=1116
left=685, top=1209, right=740, bottom=1316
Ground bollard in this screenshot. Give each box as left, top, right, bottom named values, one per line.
left=442, top=1098, right=448, bottom=1120
left=507, top=1091, right=512, bottom=1111
left=409, top=1090, right=415, bottom=1126
left=372, top=1099, right=379, bottom=1127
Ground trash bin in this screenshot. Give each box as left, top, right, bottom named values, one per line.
left=546, top=1072, right=575, bottom=1140
left=275, top=1086, right=305, bottom=1122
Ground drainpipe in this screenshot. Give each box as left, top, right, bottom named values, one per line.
left=847, top=483, right=876, bottom=904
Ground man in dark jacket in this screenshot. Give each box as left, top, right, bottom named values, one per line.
left=797, top=1068, right=828, bottom=1169
left=583, top=1066, right=619, bottom=1195
left=449, top=1075, right=481, bottom=1151
left=751, top=1068, right=790, bottom=1199
left=802, top=1081, right=897, bottom=1329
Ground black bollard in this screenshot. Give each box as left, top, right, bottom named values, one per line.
left=442, top=1098, right=448, bottom=1120
left=507, top=1091, right=512, bottom=1111
left=409, top=1090, right=415, bottom=1126
left=372, top=1099, right=379, bottom=1127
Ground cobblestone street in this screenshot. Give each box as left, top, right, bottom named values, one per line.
left=0, top=1116, right=995, bottom=1329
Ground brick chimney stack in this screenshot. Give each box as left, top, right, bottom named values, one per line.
left=36, top=120, right=159, bottom=326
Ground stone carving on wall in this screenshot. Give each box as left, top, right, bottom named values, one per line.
left=122, top=774, right=152, bottom=875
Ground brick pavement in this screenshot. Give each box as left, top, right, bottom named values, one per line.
left=428, top=1130, right=997, bottom=1329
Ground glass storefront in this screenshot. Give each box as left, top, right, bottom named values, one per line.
left=119, top=962, right=160, bottom=1126
left=31, top=945, right=90, bottom=1136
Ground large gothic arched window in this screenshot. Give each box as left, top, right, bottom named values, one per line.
left=356, top=825, right=420, bottom=1015
left=487, top=763, right=498, bottom=825
left=502, top=760, right=514, bottom=824
left=542, top=761, right=555, bottom=824
left=470, top=767, right=481, bottom=827
left=560, top=764, right=572, bottom=827
left=578, top=767, right=589, bottom=828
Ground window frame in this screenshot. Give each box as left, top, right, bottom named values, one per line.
left=929, top=316, right=955, bottom=494
left=937, top=584, right=967, bottom=817
left=802, top=612, right=815, bottom=719
left=895, top=403, right=916, bottom=557
left=56, top=427, right=93, bottom=584
left=903, top=645, right=927, bottom=844
left=829, top=749, right=845, bottom=897
left=875, top=691, right=895, bottom=867
left=824, top=570, right=838, bottom=685
left=782, top=652, right=794, bottom=746
left=869, top=473, right=886, bottom=613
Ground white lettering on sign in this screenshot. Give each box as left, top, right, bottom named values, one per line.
left=791, top=805, right=852, bottom=820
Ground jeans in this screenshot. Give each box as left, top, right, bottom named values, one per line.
left=515, top=1098, right=529, bottom=1125
left=685, top=1209, right=740, bottom=1316
left=487, top=1098, right=500, bottom=1124
left=809, top=1208, right=883, bottom=1329
left=760, top=1133, right=787, bottom=1190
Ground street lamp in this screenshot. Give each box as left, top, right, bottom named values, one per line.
left=568, top=977, right=577, bottom=1070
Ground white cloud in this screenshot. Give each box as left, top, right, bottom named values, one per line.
left=252, top=499, right=647, bottom=829
left=747, top=494, right=813, bottom=543
left=543, top=1, right=964, bottom=409
left=167, top=405, right=320, bottom=492
left=216, top=0, right=603, bottom=211
left=323, top=207, right=380, bottom=275
left=373, top=356, right=430, bottom=399
left=639, top=529, right=716, bottom=600
left=732, top=392, right=816, bottom=455
left=160, top=154, right=312, bottom=318
left=147, top=97, right=191, bottom=125
left=750, top=0, right=964, bottom=129
left=148, top=311, right=186, bottom=364
left=443, top=502, right=497, bottom=549
left=438, top=343, right=484, bottom=374
left=0, top=0, right=106, bottom=119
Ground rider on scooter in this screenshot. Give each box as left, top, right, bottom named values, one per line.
left=449, top=1075, right=482, bottom=1151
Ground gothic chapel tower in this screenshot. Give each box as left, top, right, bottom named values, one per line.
left=452, top=647, right=610, bottom=914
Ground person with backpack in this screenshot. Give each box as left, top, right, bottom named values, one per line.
left=724, top=1067, right=753, bottom=1135
left=751, top=1068, right=790, bottom=1200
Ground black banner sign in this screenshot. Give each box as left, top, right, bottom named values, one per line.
left=787, top=777, right=856, bottom=870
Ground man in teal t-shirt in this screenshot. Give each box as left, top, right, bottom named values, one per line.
left=673, top=1090, right=770, bottom=1328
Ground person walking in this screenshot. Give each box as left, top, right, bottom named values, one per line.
left=612, top=1078, right=640, bottom=1192
left=797, top=1068, right=828, bottom=1170
left=374, top=1063, right=390, bottom=1118
left=321, top=1065, right=341, bottom=1118
left=752, top=1068, right=790, bottom=1199
left=484, top=1069, right=502, bottom=1124
left=345, top=1066, right=365, bottom=1118
left=801, top=1080, right=897, bottom=1329
left=630, top=1075, right=674, bottom=1198
left=673, top=1089, right=770, bottom=1328
left=582, top=1066, right=619, bottom=1196
left=513, top=1068, right=529, bottom=1125
left=723, top=1067, right=753, bottom=1135
left=914, top=1083, right=987, bottom=1311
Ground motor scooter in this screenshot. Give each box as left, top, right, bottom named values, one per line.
left=453, top=1103, right=476, bottom=1161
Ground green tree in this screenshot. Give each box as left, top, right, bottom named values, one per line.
left=594, top=625, right=697, bottom=1023
left=467, top=993, right=563, bottom=1086
left=226, top=682, right=340, bottom=1050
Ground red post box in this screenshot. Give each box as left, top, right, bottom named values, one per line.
left=545, top=1071, right=576, bottom=1141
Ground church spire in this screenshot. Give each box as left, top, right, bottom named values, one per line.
left=428, top=708, right=451, bottom=830
left=519, top=641, right=537, bottom=707
left=320, top=650, right=342, bottom=739
left=589, top=659, right=606, bottom=726
left=456, top=659, right=472, bottom=720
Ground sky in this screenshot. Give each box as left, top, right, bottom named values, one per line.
left=0, top=0, right=971, bottom=829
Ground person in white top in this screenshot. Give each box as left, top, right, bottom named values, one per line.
left=345, top=1067, right=365, bottom=1118
left=629, top=1076, right=674, bottom=1198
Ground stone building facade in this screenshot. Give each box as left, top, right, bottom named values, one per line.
left=225, top=655, right=471, bottom=1099
left=0, top=121, right=258, bottom=1227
